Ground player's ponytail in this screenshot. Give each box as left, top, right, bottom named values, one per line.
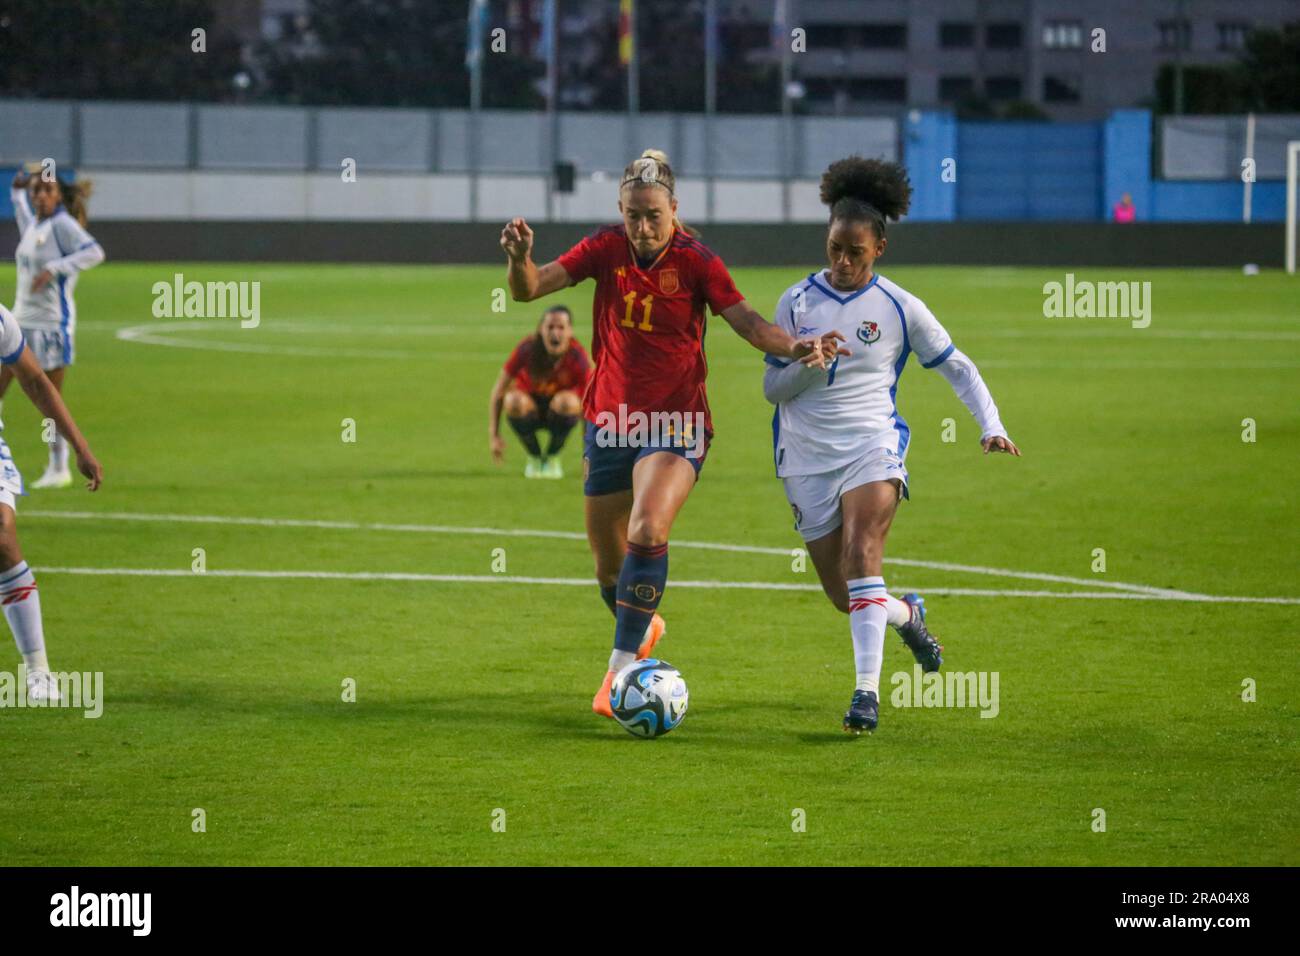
left=58, top=177, right=94, bottom=227
left=819, top=156, right=910, bottom=238
left=621, top=148, right=699, bottom=237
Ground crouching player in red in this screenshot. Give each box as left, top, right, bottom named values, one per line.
left=488, top=305, right=591, bottom=479
left=502, top=148, right=845, bottom=718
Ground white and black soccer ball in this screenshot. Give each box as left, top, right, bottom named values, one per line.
left=609, top=659, right=689, bottom=738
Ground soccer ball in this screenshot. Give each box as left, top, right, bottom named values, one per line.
left=609, top=659, right=689, bottom=738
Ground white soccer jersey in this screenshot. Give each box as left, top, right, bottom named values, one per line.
left=767, top=270, right=955, bottom=478
left=11, top=188, right=104, bottom=332
left=0, top=303, right=27, bottom=364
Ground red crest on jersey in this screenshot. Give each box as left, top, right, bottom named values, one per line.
left=658, top=268, right=679, bottom=295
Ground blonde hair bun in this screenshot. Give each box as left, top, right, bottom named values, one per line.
left=640, top=148, right=670, bottom=164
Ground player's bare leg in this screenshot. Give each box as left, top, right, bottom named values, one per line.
left=31, top=367, right=73, bottom=489
left=0, top=504, right=59, bottom=701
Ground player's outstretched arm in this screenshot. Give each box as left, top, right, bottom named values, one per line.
left=720, top=300, right=847, bottom=369
left=11, top=170, right=33, bottom=233
left=501, top=217, right=571, bottom=302
left=762, top=358, right=825, bottom=404
left=931, top=347, right=1021, bottom=457
left=12, top=347, right=103, bottom=489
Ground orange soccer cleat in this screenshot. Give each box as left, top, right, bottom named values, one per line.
left=636, top=613, right=666, bottom=661
left=592, top=669, right=616, bottom=718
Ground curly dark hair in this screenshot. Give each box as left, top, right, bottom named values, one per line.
left=819, top=156, right=912, bottom=238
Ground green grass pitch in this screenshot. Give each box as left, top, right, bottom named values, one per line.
left=0, top=260, right=1295, bottom=866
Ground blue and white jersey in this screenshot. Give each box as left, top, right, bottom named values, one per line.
left=0, top=303, right=27, bottom=365
left=767, top=270, right=954, bottom=478
left=12, top=189, right=104, bottom=333
left=0, top=306, right=24, bottom=494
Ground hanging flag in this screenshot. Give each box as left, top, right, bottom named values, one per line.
left=618, top=0, right=634, bottom=66
left=466, top=0, right=489, bottom=69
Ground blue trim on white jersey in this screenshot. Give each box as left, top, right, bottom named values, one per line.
left=806, top=271, right=879, bottom=306
left=765, top=354, right=790, bottom=368
left=0, top=331, right=25, bottom=365
left=875, top=283, right=912, bottom=458
left=922, top=342, right=955, bottom=369
left=51, top=214, right=70, bottom=256
left=58, top=275, right=72, bottom=358
left=770, top=406, right=781, bottom=474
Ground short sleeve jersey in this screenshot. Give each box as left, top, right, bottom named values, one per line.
left=557, top=224, right=744, bottom=434
left=502, top=336, right=592, bottom=397
left=767, top=271, right=955, bottom=476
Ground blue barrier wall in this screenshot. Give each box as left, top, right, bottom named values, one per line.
left=908, top=109, right=1287, bottom=223
left=957, top=121, right=1102, bottom=221
left=903, top=111, right=958, bottom=221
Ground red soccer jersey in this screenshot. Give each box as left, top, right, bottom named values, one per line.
left=556, top=224, right=745, bottom=434
left=503, top=336, right=592, bottom=397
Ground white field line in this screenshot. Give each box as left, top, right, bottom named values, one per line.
left=28, top=566, right=1300, bottom=604
left=25, top=509, right=1299, bottom=605
left=113, top=321, right=1300, bottom=369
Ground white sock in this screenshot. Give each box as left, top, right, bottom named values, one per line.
left=885, top=594, right=910, bottom=628
left=848, top=576, right=889, bottom=694
left=608, top=648, right=635, bottom=674
left=0, top=562, right=46, bottom=668
left=50, top=433, right=69, bottom=472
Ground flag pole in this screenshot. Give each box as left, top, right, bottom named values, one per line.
left=466, top=0, right=486, bottom=222
left=544, top=0, right=559, bottom=221
left=705, top=0, right=717, bottom=223
left=621, top=0, right=639, bottom=159
left=778, top=0, right=793, bottom=223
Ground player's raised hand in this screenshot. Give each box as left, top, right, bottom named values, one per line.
left=12, top=169, right=29, bottom=190
left=76, top=447, right=103, bottom=491
left=500, top=217, right=534, bottom=262
left=981, top=435, right=1021, bottom=457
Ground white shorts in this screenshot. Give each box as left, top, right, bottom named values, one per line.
left=23, top=328, right=74, bottom=371
left=782, top=446, right=908, bottom=543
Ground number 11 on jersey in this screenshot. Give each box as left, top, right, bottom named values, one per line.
left=621, top=291, right=654, bottom=332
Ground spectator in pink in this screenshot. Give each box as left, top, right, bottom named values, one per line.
left=1112, top=192, right=1136, bottom=223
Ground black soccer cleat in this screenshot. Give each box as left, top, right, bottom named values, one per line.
left=897, top=593, right=943, bottom=673
left=842, top=690, right=879, bottom=735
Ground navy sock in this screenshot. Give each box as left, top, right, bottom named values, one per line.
left=600, top=584, right=617, bottom=617
left=507, top=413, right=543, bottom=457
left=613, top=541, right=668, bottom=654
left=544, top=412, right=579, bottom=456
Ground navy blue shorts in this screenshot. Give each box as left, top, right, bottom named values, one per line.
left=582, top=421, right=711, bottom=496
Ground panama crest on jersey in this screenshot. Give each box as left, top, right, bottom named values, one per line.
left=857, top=320, right=881, bottom=344
left=658, top=268, right=679, bottom=294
